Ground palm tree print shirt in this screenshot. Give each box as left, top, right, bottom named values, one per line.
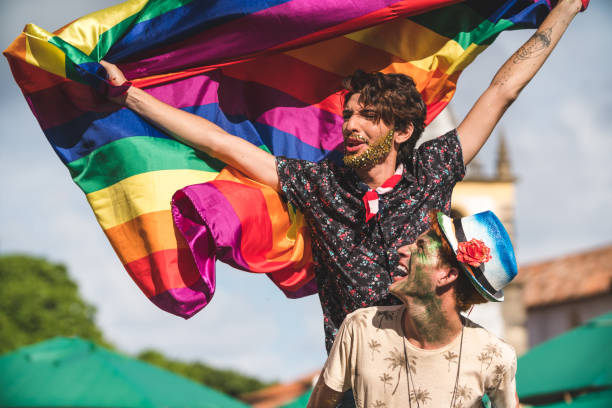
left=322, top=306, right=517, bottom=408
left=277, top=130, right=465, bottom=352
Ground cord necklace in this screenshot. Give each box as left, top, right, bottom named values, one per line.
left=402, top=313, right=465, bottom=408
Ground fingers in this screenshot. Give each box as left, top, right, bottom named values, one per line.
left=98, top=60, right=131, bottom=104
left=99, top=60, right=126, bottom=86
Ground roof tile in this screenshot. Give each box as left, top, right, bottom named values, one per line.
left=517, top=245, right=612, bottom=308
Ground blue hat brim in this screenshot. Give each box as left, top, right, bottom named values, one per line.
left=437, top=212, right=504, bottom=302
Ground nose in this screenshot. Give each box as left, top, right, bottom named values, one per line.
left=343, top=114, right=359, bottom=135
left=397, top=244, right=413, bottom=261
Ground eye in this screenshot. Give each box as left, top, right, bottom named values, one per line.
left=342, top=110, right=352, bottom=120
left=359, top=109, right=377, bottom=119
left=416, top=239, right=425, bottom=250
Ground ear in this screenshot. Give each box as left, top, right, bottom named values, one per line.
left=436, top=266, right=459, bottom=288
left=394, top=123, right=414, bottom=145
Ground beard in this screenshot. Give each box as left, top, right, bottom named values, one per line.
left=343, top=129, right=394, bottom=169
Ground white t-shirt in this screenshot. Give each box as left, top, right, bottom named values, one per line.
left=323, top=306, right=517, bottom=408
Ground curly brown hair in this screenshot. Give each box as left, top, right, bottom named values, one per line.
left=427, top=210, right=486, bottom=312
left=342, top=70, right=427, bottom=163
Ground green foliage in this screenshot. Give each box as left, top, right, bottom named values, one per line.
left=0, top=254, right=110, bottom=354
left=0, top=253, right=271, bottom=398
left=137, top=349, right=273, bottom=397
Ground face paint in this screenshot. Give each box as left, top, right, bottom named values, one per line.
left=343, top=129, right=395, bottom=169
left=391, top=260, right=434, bottom=299
left=417, top=232, right=443, bottom=263
left=389, top=231, right=449, bottom=342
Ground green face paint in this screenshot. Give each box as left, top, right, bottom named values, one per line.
left=392, top=261, right=435, bottom=299
left=390, top=231, right=450, bottom=343
left=418, top=231, right=442, bottom=262
left=343, top=129, right=395, bottom=169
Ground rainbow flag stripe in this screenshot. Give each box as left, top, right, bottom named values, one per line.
left=4, top=0, right=551, bottom=318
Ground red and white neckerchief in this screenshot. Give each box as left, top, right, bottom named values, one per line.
left=362, top=164, right=403, bottom=222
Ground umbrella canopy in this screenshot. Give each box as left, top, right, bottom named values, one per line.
left=517, top=311, right=612, bottom=403
left=533, top=389, right=612, bottom=408
left=0, top=337, right=249, bottom=408
left=279, top=389, right=312, bottom=408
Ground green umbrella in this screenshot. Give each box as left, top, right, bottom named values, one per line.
left=279, top=389, right=312, bottom=408
left=0, top=337, right=250, bottom=408
left=530, top=389, right=612, bottom=408
left=517, top=311, right=612, bottom=403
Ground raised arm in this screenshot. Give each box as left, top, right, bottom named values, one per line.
left=100, top=61, right=280, bottom=190
left=457, top=0, right=585, bottom=165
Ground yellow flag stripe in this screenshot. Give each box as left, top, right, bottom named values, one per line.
left=87, top=169, right=217, bottom=230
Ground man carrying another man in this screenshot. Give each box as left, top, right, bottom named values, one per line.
left=308, top=209, right=519, bottom=408
left=100, top=0, right=587, bottom=368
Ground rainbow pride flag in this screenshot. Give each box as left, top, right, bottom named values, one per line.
left=4, top=0, right=552, bottom=318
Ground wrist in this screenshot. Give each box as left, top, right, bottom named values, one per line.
left=555, top=0, right=583, bottom=14
left=123, top=86, right=152, bottom=113
left=122, top=85, right=141, bottom=108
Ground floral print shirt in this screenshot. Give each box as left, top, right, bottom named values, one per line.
left=276, top=130, right=465, bottom=351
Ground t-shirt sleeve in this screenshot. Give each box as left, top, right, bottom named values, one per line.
left=412, top=129, right=465, bottom=186
left=276, top=156, right=324, bottom=211
left=488, top=346, right=518, bottom=408
left=322, top=316, right=354, bottom=393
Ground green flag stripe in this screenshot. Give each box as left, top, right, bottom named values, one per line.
left=90, top=0, right=197, bottom=59
left=409, top=4, right=515, bottom=48
left=67, top=136, right=224, bottom=194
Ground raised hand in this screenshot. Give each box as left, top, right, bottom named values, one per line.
left=99, top=60, right=130, bottom=104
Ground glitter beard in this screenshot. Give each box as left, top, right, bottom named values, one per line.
left=343, top=129, right=395, bottom=169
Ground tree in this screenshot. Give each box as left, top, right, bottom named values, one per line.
left=0, top=254, right=109, bottom=354
left=137, top=349, right=272, bottom=397
left=0, top=254, right=270, bottom=397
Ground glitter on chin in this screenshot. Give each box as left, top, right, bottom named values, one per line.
left=343, top=129, right=395, bottom=169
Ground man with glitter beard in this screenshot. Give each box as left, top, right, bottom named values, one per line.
left=307, top=209, right=519, bottom=408
left=101, top=0, right=586, bottom=377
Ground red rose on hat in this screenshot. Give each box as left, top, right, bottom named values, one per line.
left=456, top=239, right=492, bottom=267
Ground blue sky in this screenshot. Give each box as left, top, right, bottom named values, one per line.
left=1, top=1, right=610, bottom=382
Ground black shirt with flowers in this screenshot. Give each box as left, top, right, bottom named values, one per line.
left=276, top=129, right=465, bottom=352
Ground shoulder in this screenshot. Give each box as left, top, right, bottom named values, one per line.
left=411, top=129, right=460, bottom=166
left=415, top=129, right=459, bottom=152
left=347, top=305, right=402, bottom=318
left=276, top=157, right=342, bottom=176
left=409, top=128, right=465, bottom=182
left=276, top=156, right=317, bottom=170
left=463, top=318, right=516, bottom=361
left=344, top=306, right=402, bottom=329
left=344, top=306, right=378, bottom=323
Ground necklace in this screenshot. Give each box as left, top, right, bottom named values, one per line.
left=402, top=315, right=465, bottom=408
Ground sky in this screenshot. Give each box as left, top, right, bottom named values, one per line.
left=1, top=1, right=611, bottom=383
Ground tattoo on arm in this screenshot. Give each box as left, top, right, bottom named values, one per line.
left=512, top=27, right=552, bottom=64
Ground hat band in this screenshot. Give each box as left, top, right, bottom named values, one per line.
left=453, top=218, right=497, bottom=295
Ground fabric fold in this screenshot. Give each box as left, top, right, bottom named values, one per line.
left=172, top=167, right=317, bottom=302
left=4, top=0, right=553, bottom=318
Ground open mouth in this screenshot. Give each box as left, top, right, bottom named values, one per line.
left=392, top=249, right=412, bottom=283
left=343, top=135, right=368, bottom=153
left=392, top=264, right=409, bottom=283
